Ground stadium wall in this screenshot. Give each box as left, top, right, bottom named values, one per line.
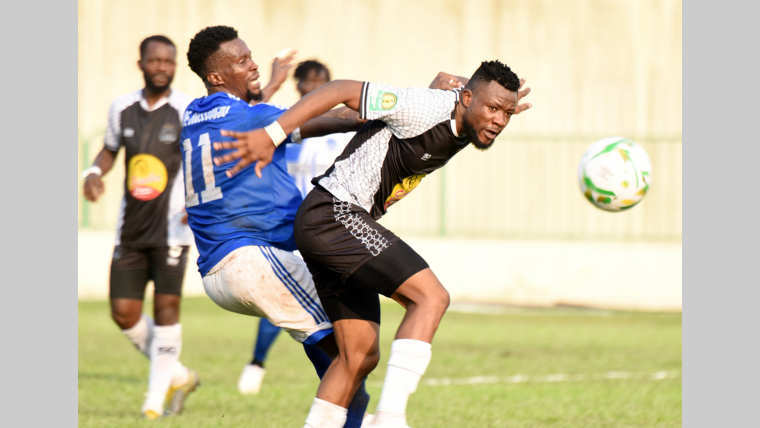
left=78, top=0, right=682, bottom=242
left=77, top=230, right=681, bottom=311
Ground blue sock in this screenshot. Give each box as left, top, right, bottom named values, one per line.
left=252, top=318, right=282, bottom=365
left=302, top=343, right=370, bottom=428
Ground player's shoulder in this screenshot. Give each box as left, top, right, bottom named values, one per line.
left=108, top=89, right=143, bottom=113
left=168, top=90, right=195, bottom=112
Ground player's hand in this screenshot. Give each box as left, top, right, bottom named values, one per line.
left=270, top=48, right=297, bottom=88
left=83, top=174, right=104, bottom=202
left=514, top=78, right=532, bottom=114
left=181, top=210, right=188, bottom=224
left=429, top=71, right=468, bottom=90
left=213, top=129, right=276, bottom=178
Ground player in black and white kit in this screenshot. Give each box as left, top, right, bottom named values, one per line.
left=81, top=35, right=199, bottom=420
left=212, top=61, right=532, bottom=428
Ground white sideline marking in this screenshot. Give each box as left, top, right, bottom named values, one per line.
left=413, top=370, right=680, bottom=387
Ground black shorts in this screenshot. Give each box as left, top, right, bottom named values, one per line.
left=109, top=245, right=189, bottom=299
left=294, top=186, right=428, bottom=323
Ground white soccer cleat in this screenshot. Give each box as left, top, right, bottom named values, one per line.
left=363, top=413, right=411, bottom=428
left=165, top=369, right=200, bottom=415
left=238, top=364, right=266, bottom=395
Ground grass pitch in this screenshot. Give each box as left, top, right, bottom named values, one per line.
left=79, top=297, right=681, bottom=427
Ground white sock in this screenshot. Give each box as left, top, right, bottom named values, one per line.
left=302, top=397, right=348, bottom=428
left=143, top=323, right=183, bottom=412
left=374, top=339, right=432, bottom=424
left=121, top=314, right=154, bottom=358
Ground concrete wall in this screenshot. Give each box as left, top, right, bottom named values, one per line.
left=78, top=230, right=681, bottom=311
left=78, top=0, right=682, bottom=241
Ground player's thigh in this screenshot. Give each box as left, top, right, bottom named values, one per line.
left=149, top=245, right=189, bottom=297
left=202, top=245, right=332, bottom=344
left=109, top=245, right=151, bottom=300
left=304, top=256, right=382, bottom=325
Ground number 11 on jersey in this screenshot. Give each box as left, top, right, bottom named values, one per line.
left=183, top=132, right=223, bottom=207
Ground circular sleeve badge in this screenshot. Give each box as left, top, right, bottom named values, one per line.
left=127, top=154, right=168, bottom=201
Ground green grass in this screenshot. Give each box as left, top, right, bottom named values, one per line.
left=79, top=297, right=681, bottom=427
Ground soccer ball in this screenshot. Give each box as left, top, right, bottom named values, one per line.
left=577, top=137, right=652, bottom=212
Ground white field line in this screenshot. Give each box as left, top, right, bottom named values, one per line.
left=367, top=370, right=680, bottom=387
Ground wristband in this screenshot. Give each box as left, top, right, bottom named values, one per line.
left=290, top=127, right=302, bottom=143
left=264, top=120, right=288, bottom=147
left=82, top=165, right=102, bottom=179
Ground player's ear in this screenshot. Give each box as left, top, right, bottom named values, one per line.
left=206, top=71, right=224, bottom=86
left=460, top=88, right=473, bottom=108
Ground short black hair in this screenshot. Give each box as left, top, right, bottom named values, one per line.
left=139, top=35, right=175, bottom=59
left=187, top=25, right=238, bottom=82
left=294, top=59, right=331, bottom=82
left=465, top=60, right=520, bottom=92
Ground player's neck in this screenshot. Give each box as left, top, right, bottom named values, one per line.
left=453, top=103, right=466, bottom=137
left=142, top=87, right=171, bottom=108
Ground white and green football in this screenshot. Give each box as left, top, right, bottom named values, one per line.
left=578, top=137, right=652, bottom=212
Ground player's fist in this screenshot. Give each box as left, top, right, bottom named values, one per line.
left=83, top=174, right=105, bottom=202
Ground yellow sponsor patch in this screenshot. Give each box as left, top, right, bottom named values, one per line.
left=127, top=153, right=168, bottom=201
left=384, top=174, right=425, bottom=209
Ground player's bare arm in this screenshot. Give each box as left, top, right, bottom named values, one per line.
left=83, top=147, right=117, bottom=202
left=213, top=79, right=364, bottom=178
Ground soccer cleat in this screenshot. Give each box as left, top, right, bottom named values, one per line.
left=142, top=409, right=162, bottom=420
left=165, top=369, right=200, bottom=415
left=363, top=413, right=411, bottom=428
left=237, top=364, right=266, bottom=395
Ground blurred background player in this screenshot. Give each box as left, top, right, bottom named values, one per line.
left=237, top=58, right=358, bottom=395
left=80, top=35, right=199, bottom=419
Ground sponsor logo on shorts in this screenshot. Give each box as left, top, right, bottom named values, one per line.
left=421, top=153, right=432, bottom=161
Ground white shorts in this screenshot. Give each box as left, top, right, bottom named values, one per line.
left=202, top=245, right=332, bottom=344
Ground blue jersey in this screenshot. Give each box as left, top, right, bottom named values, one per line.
left=180, top=92, right=301, bottom=275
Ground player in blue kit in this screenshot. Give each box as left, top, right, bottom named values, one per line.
left=238, top=58, right=356, bottom=395
left=181, top=25, right=369, bottom=427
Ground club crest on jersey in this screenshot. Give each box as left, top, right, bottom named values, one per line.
left=369, top=91, right=398, bottom=111
left=123, top=127, right=135, bottom=138
left=158, top=123, right=179, bottom=143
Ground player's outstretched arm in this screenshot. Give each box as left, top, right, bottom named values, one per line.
left=213, top=80, right=364, bottom=178
left=260, top=49, right=297, bottom=103
left=429, top=71, right=468, bottom=90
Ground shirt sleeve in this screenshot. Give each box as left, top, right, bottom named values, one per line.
left=103, top=99, right=122, bottom=152
left=359, top=82, right=458, bottom=139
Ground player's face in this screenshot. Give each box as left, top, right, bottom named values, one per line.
left=461, top=80, right=517, bottom=150
left=215, top=38, right=262, bottom=102
left=297, top=69, right=329, bottom=98
left=138, top=41, right=176, bottom=93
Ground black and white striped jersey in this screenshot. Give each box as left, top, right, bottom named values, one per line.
left=315, top=82, right=469, bottom=219
left=104, top=89, right=193, bottom=248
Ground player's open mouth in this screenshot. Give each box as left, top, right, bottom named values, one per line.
left=483, top=129, right=498, bottom=140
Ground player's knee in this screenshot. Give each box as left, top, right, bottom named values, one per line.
left=343, top=347, right=380, bottom=378
left=154, top=295, right=181, bottom=325
left=110, top=308, right=140, bottom=329
left=422, top=285, right=450, bottom=315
